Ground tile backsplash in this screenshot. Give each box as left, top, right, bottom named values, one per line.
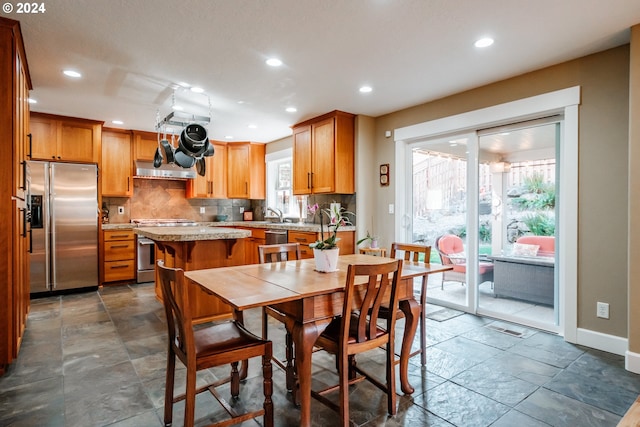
left=102, top=178, right=356, bottom=225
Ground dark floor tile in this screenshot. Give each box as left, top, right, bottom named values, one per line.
left=419, top=381, right=510, bottom=427
left=475, top=352, right=560, bottom=387
left=104, top=410, right=163, bottom=427
left=123, top=333, right=167, bottom=359
left=0, top=339, right=62, bottom=388
left=62, top=334, right=130, bottom=374
left=424, top=346, right=479, bottom=380
left=567, top=350, right=640, bottom=394
left=433, top=336, right=502, bottom=363
left=507, top=331, right=585, bottom=368
left=366, top=400, right=454, bottom=426
left=0, top=376, right=65, bottom=426
left=515, top=388, right=621, bottom=427
left=460, top=325, right=526, bottom=350
left=491, top=409, right=552, bottom=427
left=451, top=363, right=539, bottom=406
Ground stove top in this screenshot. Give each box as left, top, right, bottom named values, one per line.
left=131, top=219, right=198, bottom=227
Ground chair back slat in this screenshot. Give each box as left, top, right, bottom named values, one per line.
left=342, top=260, right=402, bottom=345
left=391, top=242, right=431, bottom=264
left=157, top=260, right=194, bottom=357
left=258, top=243, right=302, bottom=264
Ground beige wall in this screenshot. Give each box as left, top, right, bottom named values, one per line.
left=371, top=45, right=631, bottom=338
left=629, top=26, right=640, bottom=354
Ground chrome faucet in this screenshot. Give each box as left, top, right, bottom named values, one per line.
left=267, top=207, right=283, bottom=222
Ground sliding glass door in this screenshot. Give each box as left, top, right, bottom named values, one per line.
left=409, top=119, right=560, bottom=332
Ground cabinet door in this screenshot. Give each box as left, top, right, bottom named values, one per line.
left=30, top=116, right=58, bottom=160
left=227, top=143, right=250, bottom=198
left=102, top=130, right=132, bottom=196
left=133, top=130, right=158, bottom=161
left=60, top=122, right=96, bottom=162
left=292, top=125, right=312, bottom=195
left=210, top=142, right=227, bottom=198
left=311, top=117, right=336, bottom=193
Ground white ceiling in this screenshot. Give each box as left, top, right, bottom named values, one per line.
left=16, top=0, right=640, bottom=143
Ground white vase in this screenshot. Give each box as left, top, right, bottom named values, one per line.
left=313, top=248, right=340, bottom=272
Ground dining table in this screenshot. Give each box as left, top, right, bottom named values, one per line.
left=184, top=253, right=452, bottom=427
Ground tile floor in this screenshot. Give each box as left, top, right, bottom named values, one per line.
left=1, top=282, right=639, bottom=427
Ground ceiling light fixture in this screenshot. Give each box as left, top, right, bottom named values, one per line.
left=474, top=37, right=494, bottom=48
left=225, top=135, right=233, bottom=139
left=112, top=120, right=124, bottom=125
left=177, top=82, right=190, bottom=88
left=266, top=58, right=283, bottom=67
left=286, top=107, right=297, bottom=113
left=359, top=86, right=373, bottom=93
left=190, top=87, right=204, bottom=93
left=28, top=98, right=37, bottom=104
left=172, top=105, right=184, bottom=111
left=248, top=124, right=257, bottom=129
left=63, top=70, right=82, bottom=78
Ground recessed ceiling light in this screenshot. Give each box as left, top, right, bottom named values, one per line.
left=286, top=107, right=297, bottom=113
left=177, top=81, right=190, bottom=88
left=266, top=58, right=283, bottom=67
left=225, top=135, right=233, bottom=139
left=248, top=124, right=257, bottom=129
left=359, top=86, right=373, bottom=93
left=111, top=120, right=124, bottom=125
left=63, top=70, right=82, bottom=78
left=190, top=86, right=204, bottom=93
left=27, top=98, right=37, bottom=104
left=474, top=37, right=494, bottom=48
left=172, top=105, right=184, bottom=111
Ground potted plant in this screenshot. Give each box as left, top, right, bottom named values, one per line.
left=310, top=204, right=353, bottom=272
left=357, top=231, right=379, bottom=249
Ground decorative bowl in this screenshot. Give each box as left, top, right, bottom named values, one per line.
left=215, top=214, right=228, bottom=222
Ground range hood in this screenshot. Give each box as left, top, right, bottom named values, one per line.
left=134, top=161, right=196, bottom=179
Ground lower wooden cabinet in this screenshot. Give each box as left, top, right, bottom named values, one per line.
left=288, top=230, right=355, bottom=258
left=102, top=229, right=136, bottom=283
left=236, top=227, right=265, bottom=264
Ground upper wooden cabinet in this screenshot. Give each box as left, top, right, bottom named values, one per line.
left=292, top=110, right=355, bottom=195
left=132, top=130, right=159, bottom=161
left=101, top=128, right=133, bottom=197
left=227, top=142, right=265, bottom=199
left=187, top=141, right=227, bottom=199
left=29, top=112, right=102, bottom=163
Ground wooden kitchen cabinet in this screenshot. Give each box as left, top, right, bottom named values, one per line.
left=288, top=230, right=355, bottom=258
left=292, top=110, right=355, bottom=195
left=187, top=141, right=227, bottom=199
left=132, top=130, right=159, bottom=161
left=102, top=229, right=136, bottom=283
left=227, top=142, right=265, bottom=199
left=236, top=227, right=266, bottom=264
left=101, top=128, right=133, bottom=197
left=29, top=112, right=102, bottom=163
left=0, top=17, right=32, bottom=375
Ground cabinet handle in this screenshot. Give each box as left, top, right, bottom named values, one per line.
left=127, top=177, right=130, bottom=192
left=110, top=264, right=129, bottom=269
left=27, top=133, right=32, bottom=158
left=28, top=228, right=33, bottom=254
left=294, top=237, right=307, bottom=242
left=20, top=161, right=27, bottom=190
left=307, top=172, right=311, bottom=189
left=310, top=172, right=314, bottom=189
left=245, top=182, right=248, bottom=194
left=20, top=208, right=27, bottom=237
left=109, top=244, right=129, bottom=249
left=110, top=234, right=130, bottom=239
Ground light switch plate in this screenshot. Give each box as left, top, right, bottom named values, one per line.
left=388, top=204, right=394, bottom=214
left=597, top=302, right=609, bottom=319
left=200, top=207, right=205, bottom=214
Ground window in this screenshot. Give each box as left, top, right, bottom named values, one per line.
left=266, top=149, right=298, bottom=217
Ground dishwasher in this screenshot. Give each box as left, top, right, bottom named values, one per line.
left=265, top=230, right=288, bottom=245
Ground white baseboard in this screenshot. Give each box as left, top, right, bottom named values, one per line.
left=626, top=351, right=640, bottom=374
left=576, top=328, right=627, bottom=356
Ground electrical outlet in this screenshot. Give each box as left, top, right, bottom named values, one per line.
left=596, top=302, right=610, bottom=319
left=239, top=207, right=245, bottom=213
left=117, top=206, right=124, bottom=215
left=200, top=207, right=205, bottom=214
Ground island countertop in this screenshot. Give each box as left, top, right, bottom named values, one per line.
left=134, top=226, right=251, bottom=242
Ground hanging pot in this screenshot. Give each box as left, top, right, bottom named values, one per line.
left=179, top=123, right=208, bottom=157
left=196, top=157, right=206, bottom=176
left=203, top=141, right=215, bottom=157
left=160, top=139, right=175, bottom=164
left=174, top=149, right=196, bottom=168
left=153, top=147, right=163, bottom=168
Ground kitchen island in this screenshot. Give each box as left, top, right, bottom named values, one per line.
left=134, top=226, right=251, bottom=323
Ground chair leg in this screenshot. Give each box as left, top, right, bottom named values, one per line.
left=386, top=341, right=397, bottom=416
left=285, top=331, right=295, bottom=391
left=263, top=350, right=274, bottom=427
left=338, top=353, right=350, bottom=427
left=420, top=277, right=427, bottom=366
left=262, top=307, right=269, bottom=339
left=184, top=365, right=197, bottom=427
left=163, top=350, right=176, bottom=426
left=230, top=361, right=240, bottom=398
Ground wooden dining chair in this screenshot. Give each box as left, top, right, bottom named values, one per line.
left=386, top=242, right=431, bottom=366
left=257, top=243, right=301, bottom=392
left=157, top=260, right=273, bottom=427
left=311, top=259, right=402, bottom=427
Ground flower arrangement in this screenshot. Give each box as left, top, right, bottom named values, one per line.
left=306, top=202, right=319, bottom=223
left=357, top=231, right=379, bottom=248
left=309, top=204, right=354, bottom=250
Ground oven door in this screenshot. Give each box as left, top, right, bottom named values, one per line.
left=137, top=236, right=155, bottom=283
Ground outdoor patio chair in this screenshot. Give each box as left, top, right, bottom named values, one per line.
left=435, top=234, right=494, bottom=290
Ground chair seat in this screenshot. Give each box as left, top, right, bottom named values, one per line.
left=451, top=261, right=494, bottom=274
left=320, top=314, right=386, bottom=346
left=193, top=322, right=266, bottom=358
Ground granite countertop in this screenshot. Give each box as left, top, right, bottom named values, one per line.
left=104, top=221, right=356, bottom=233
left=134, top=226, right=251, bottom=242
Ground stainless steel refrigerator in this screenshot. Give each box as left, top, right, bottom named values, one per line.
left=28, top=161, right=99, bottom=294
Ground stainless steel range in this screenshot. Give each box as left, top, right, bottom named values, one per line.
left=132, top=219, right=198, bottom=283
